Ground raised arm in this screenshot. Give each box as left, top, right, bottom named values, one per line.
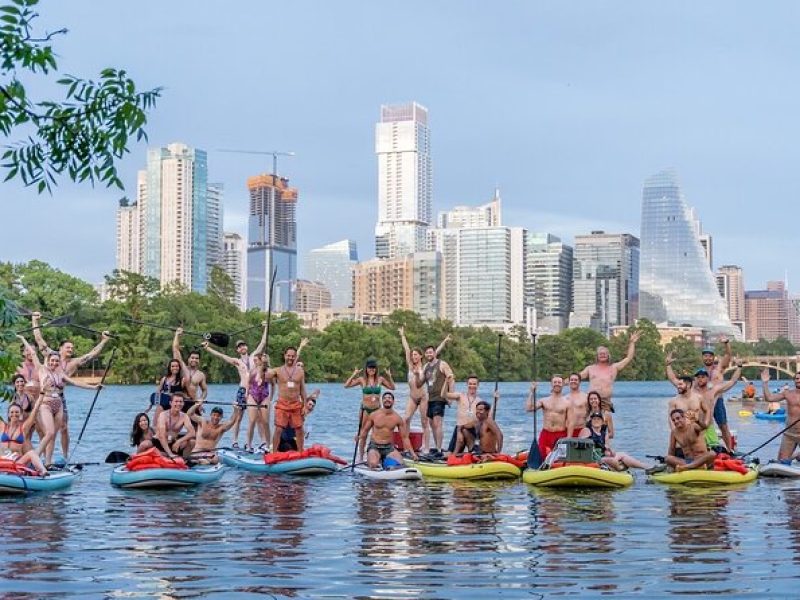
left=525, top=382, right=542, bottom=412
left=252, top=321, right=269, bottom=356
left=31, top=312, right=52, bottom=353
left=761, top=369, right=786, bottom=403
left=186, top=401, right=204, bottom=424
left=16, top=335, right=42, bottom=370
left=68, top=331, right=111, bottom=374
left=718, top=337, right=733, bottom=372
left=172, top=328, right=187, bottom=367
left=344, top=368, right=363, bottom=389
left=665, top=353, right=680, bottom=387
left=434, top=333, right=452, bottom=357
left=613, top=331, right=640, bottom=371
left=296, top=337, right=309, bottom=360
left=201, top=342, right=239, bottom=367
left=62, top=373, right=102, bottom=391
left=381, top=367, right=395, bottom=391
left=714, top=362, right=742, bottom=396
left=399, top=327, right=412, bottom=366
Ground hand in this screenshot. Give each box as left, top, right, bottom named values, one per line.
left=101, top=330, right=111, bottom=340
left=719, top=336, right=730, bottom=345
left=176, top=327, right=184, bottom=336
left=261, top=320, right=267, bottom=327
left=201, top=341, right=209, bottom=349
left=629, top=331, right=641, bottom=344
left=95, top=384, right=103, bottom=390
left=16, top=334, right=26, bottom=343
left=299, top=337, right=309, bottom=348
left=761, top=369, right=770, bottom=383
left=493, top=390, right=499, bottom=400
left=398, top=326, right=404, bottom=336
left=352, top=367, right=361, bottom=377
left=444, top=334, right=452, bottom=344
left=384, top=367, right=392, bottom=377
left=32, top=311, right=41, bottom=321
left=529, top=381, right=537, bottom=392
left=665, top=352, right=674, bottom=366
left=734, top=358, right=743, bottom=368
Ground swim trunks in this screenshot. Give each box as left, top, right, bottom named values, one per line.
left=368, top=440, right=395, bottom=460
left=538, top=429, right=567, bottom=460
left=427, top=400, right=447, bottom=419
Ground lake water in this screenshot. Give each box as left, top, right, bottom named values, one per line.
left=2, top=380, right=799, bottom=599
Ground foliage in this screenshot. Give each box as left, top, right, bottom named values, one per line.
left=0, top=0, right=161, bottom=192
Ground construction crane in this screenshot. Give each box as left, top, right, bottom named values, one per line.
left=217, top=149, right=295, bottom=183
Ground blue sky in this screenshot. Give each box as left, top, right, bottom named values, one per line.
left=1, top=1, right=797, bottom=291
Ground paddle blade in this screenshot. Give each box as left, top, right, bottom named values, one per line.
left=527, top=438, right=542, bottom=469
left=206, top=332, right=229, bottom=347
left=105, top=451, right=131, bottom=464
left=47, top=314, right=73, bottom=327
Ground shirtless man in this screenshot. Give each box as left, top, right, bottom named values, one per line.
left=31, top=311, right=111, bottom=457
left=268, top=346, right=307, bottom=453
left=416, top=345, right=454, bottom=457
left=564, top=372, right=589, bottom=438
left=700, top=338, right=734, bottom=450
left=579, top=331, right=640, bottom=412
left=664, top=408, right=716, bottom=472
left=473, top=400, right=503, bottom=454
left=358, top=392, right=418, bottom=469
left=187, top=401, right=241, bottom=464
left=761, top=369, right=800, bottom=461
left=525, top=376, right=570, bottom=460
left=443, top=374, right=484, bottom=453
left=155, top=393, right=196, bottom=459
left=173, top=328, right=209, bottom=405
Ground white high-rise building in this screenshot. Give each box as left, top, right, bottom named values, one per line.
left=374, top=102, right=432, bottom=259
left=305, top=239, right=358, bottom=309
left=437, top=189, right=501, bottom=229
left=116, top=198, right=140, bottom=273
left=222, top=232, right=246, bottom=310
left=526, top=233, right=573, bottom=334
left=207, top=183, right=224, bottom=270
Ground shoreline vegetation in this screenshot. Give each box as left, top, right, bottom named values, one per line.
left=1, top=261, right=797, bottom=387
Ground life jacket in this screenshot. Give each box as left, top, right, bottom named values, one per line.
left=264, top=444, right=346, bottom=465
left=712, top=453, right=749, bottom=474
left=125, top=447, right=188, bottom=471
left=0, top=458, right=36, bottom=476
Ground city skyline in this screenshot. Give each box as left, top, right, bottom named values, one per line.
left=2, top=2, right=799, bottom=292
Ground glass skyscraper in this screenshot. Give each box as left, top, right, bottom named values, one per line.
left=639, top=169, right=738, bottom=336
left=305, top=239, right=358, bottom=309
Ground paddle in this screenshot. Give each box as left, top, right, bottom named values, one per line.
left=263, top=265, right=278, bottom=354
left=67, top=347, right=117, bottom=465
left=351, top=407, right=366, bottom=472
left=527, top=333, right=543, bottom=469
left=15, top=313, right=73, bottom=334
left=491, top=333, right=503, bottom=419
left=122, top=318, right=230, bottom=347
left=740, top=416, right=800, bottom=459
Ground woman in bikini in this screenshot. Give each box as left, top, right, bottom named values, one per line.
left=18, top=335, right=101, bottom=466
left=245, top=353, right=273, bottom=452
left=345, top=358, right=395, bottom=460
left=399, top=328, right=450, bottom=454
left=586, top=390, right=614, bottom=439
left=130, top=412, right=155, bottom=453
left=1, top=395, right=48, bottom=475
left=10, top=374, right=33, bottom=418
left=152, top=359, right=187, bottom=425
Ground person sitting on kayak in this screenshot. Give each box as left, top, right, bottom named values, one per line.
left=1, top=397, right=48, bottom=476
left=526, top=376, right=569, bottom=461
left=473, top=400, right=503, bottom=454
left=761, top=369, right=800, bottom=462
left=358, top=392, right=418, bottom=469
left=187, top=401, right=242, bottom=464
left=278, top=389, right=320, bottom=451
left=155, top=393, right=196, bottom=459
left=443, top=374, right=483, bottom=453
left=130, top=412, right=155, bottom=452
left=578, top=412, right=648, bottom=470
left=663, top=408, right=716, bottom=472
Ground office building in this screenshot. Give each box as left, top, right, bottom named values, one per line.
left=246, top=174, right=297, bottom=312
left=570, top=231, right=639, bottom=334
left=745, top=281, right=800, bottom=344
left=639, top=169, right=737, bottom=337
left=293, top=279, right=332, bottom=313
left=374, top=102, right=432, bottom=259
left=437, top=189, right=501, bottom=229
left=222, top=232, right=246, bottom=310
left=526, top=233, right=573, bottom=334
left=305, top=239, right=358, bottom=308
left=206, top=183, right=224, bottom=270
left=115, top=197, right=140, bottom=273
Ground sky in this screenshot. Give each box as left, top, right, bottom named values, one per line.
left=1, top=1, right=798, bottom=290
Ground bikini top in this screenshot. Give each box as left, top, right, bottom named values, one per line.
left=161, top=376, right=185, bottom=394
left=362, top=383, right=382, bottom=396
left=1, top=426, right=25, bottom=445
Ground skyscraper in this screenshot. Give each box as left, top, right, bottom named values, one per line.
left=745, top=281, right=800, bottom=344
left=526, top=233, right=573, bottom=334
left=115, top=197, right=140, bottom=273
left=206, top=183, right=224, bottom=270
left=305, top=239, right=358, bottom=309
left=570, top=231, right=639, bottom=334
left=138, top=143, right=208, bottom=292
left=437, top=189, right=501, bottom=229
left=639, top=169, right=737, bottom=337
left=716, top=264, right=745, bottom=337
left=246, top=174, right=297, bottom=312
left=222, top=232, right=246, bottom=310
left=374, top=102, right=432, bottom=259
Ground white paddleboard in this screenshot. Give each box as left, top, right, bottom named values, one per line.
left=759, top=461, right=800, bottom=478
left=355, top=466, right=422, bottom=481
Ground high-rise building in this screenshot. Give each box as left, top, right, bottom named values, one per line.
left=116, top=197, right=140, bottom=273
left=222, top=232, right=246, bottom=311
left=374, top=102, right=432, bottom=259
left=457, top=227, right=526, bottom=330
left=246, top=174, right=297, bottom=312
left=639, top=169, right=737, bottom=337
left=716, top=265, right=746, bottom=338
left=305, top=240, right=358, bottom=309
left=293, top=280, right=332, bottom=313
left=353, top=252, right=441, bottom=320
left=570, top=231, right=639, bottom=334
left=526, top=233, right=573, bottom=334
left=206, top=183, right=224, bottom=270
left=745, top=281, right=800, bottom=344
left=437, top=189, right=501, bottom=229
left=138, top=143, right=209, bottom=292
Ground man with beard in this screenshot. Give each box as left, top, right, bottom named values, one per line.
left=267, top=346, right=307, bottom=453
left=173, top=328, right=209, bottom=406
left=187, top=401, right=241, bottom=464
left=358, top=392, right=418, bottom=469
left=416, top=344, right=454, bottom=458
left=579, top=331, right=640, bottom=413
left=526, top=375, right=570, bottom=461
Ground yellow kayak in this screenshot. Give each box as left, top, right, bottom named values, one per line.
left=523, top=465, right=633, bottom=489
left=403, top=459, right=521, bottom=481
left=649, top=465, right=758, bottom=487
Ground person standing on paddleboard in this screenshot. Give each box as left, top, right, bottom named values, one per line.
left=268, top=346, right=308, bottom=453
left=172, top=328, right=209, bottom=408
left=579, top=331, right=640, bottom=413
left=699, top=338, right=734, bottom=451
left=526, top=376, right=570, bottom=461
left=564, top=373, right=589, bottom=438
left=417, top=345, right=454, bottom=459
left=761, top=369, right=800, bottom=462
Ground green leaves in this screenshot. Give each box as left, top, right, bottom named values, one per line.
left=0, top=0, right=161, bottom=192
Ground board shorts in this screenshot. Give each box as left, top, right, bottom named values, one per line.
left=235, top=386, right=247, bottom=408
left=713, top=397, right=728, bottom=426
left=275, top=398, right=303, bottom=429
left=570, top=428, right=583, bottom=438
left=427, top=399, right=447, bottom=419
left=538, top=429, right=567, bottom=460
left=368, top=441, right=395, bottom=460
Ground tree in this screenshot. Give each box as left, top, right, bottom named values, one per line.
left=664, top=336, right=700, bottom=377
left=1, top=0, right=161, bottom=192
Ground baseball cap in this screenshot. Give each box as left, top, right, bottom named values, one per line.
left=365, top=358, right=378, bottom=368
left=702, top=347, right=715, bottom=355
left=695, top=368, right=709, bottom=377
left=235, top=339, right=247, bottom=348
